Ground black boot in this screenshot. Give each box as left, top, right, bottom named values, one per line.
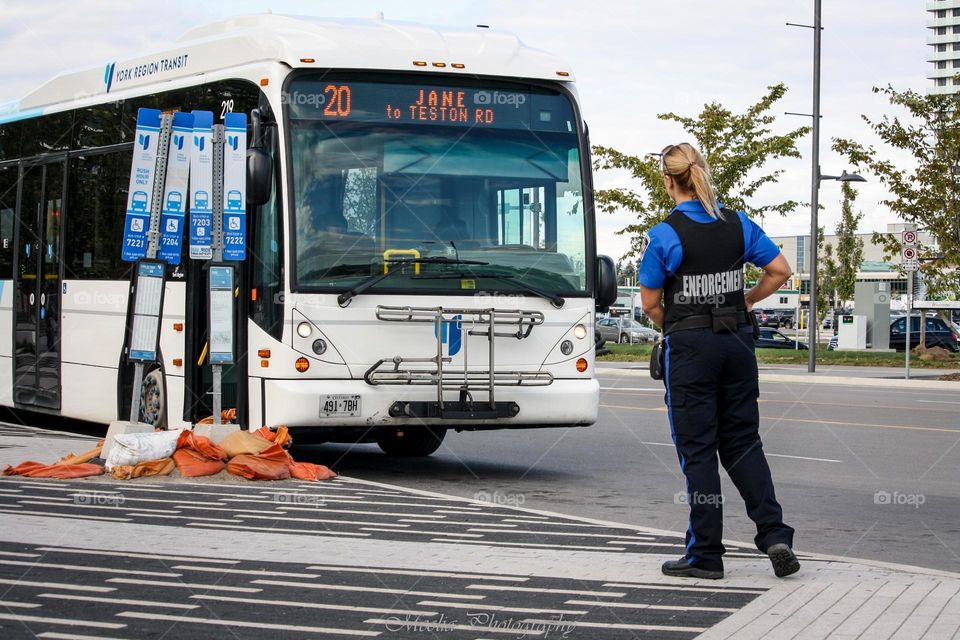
left=767, top=544, right=800, bottom=577
left=661, top=558, right=724, bottom=580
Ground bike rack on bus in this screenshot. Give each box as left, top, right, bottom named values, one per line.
left=364, top=305, right=553, bottom=420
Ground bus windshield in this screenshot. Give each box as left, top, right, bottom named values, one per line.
left=287, top=74, right=588, bottom=296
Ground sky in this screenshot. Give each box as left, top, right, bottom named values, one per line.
left=0, top=0, right=930, bottom=260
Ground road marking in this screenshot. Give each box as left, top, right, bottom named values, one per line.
left=115, top=612, right=378, bottom=637
left=399, top=519, right=518, bottom=527
left=305, top=565, right=528, bottom=582
left=32, top=547, right=237, bottom=565
left=185, top=522, right=371, bottom=537
left=416, top=600, right=587, bottom=616
left=171, top=565, right=320, bottom=579
left=499, top=519, right=615, bottom=529
left=359, top=527, right=484, bottom=538
left=435, top=538, right=626, bottom=552
left=466, top=584, right=626, bottom=598
left=191, top=594, right=438, bottom=617
left=0, top=508, right=129, bottom=522
left=520, top=617, right=707, bottom=633
left=278, top=507, right=446, bottom=519
left=240, top=513, right=409, bottom=527
left=38, top=593, right=200, bottom=609
left=0, top=559, right=179, bottom=577
left=639, top=441, right=841, bottom=462
left=564, top=598, right=738, bottom=612
left=106, top=578, right=261, bottom=593
left=0, top=613, right=125, bottom=630
left=0, top=578, right=114, bottom=593
left=0, top=600, right=41, bottom=608
left=433, top=509, right=540, bottom=518
left=601, top=405, right=960, bottom=433
left=599, top=387, right=660, bottom=393
left=465, top=528, right=650, bottom=540
left=917, top=399, right=960, bottom=405
left=38, top=634, right=131, bottom=640
left=363, top=617, right=542, bottom=635
left=0, top=550, right=40, bottom=558
left=251, top=579, right=486, bottom=600
left=603, top=581, right=766, bottom=594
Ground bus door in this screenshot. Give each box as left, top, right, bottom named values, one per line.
left=14, top=156, right=66, bottom=409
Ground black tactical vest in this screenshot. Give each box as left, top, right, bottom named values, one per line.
left=662, top=207, right=746, bottom=330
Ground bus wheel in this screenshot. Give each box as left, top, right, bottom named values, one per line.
left=376, top=427, right=446, bottom=457
left=140, top=368, right=167, bottom=430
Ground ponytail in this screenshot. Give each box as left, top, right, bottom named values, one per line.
left=661, top=143, right=722, bottom=218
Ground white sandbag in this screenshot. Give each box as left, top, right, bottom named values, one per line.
left=105, top=429, right=183, bottom=471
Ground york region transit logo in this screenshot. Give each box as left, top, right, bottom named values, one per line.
left=434, top=315, right=463, bottom=357
left=103, top=62, right=116, bottom=93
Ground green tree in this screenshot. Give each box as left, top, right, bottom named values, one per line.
left=833, top=182, right=865, bottom=305
left=616, top=258, right=637, bottom=286
left=817, top=226, right=838, bottom=331
left=833, top=85, right=960, bottom=297
left=593, top=83, right=810, bottom=257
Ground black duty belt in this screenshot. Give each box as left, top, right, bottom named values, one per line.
left=664, top=309, right=752, bottom=335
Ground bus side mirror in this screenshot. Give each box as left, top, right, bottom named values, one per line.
left=246, top=147, right=272, bottom=206
left=596, top=255, right=618, bottom=312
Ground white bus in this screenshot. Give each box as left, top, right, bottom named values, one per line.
left=0, top=14, right=616, bottom=455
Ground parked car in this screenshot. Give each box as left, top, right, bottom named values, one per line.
left=777, top=309, right=796, bottom=329
left=889, top=316, right=959, bottom=352
left=827, top=334, right=838, bottom=351
left=753, top=309, right=780, bottom=328
left=755, top=327, right=808, bottom=350
left=597, top=317, right=658, bottom=343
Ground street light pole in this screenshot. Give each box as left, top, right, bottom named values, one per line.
left=807, top=0, right=822, bottom=373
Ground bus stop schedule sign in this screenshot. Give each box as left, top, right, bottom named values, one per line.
left=190, top=110, right=214, bottom=260
left=122, top=108, right=162, bottom=261
left=208, top=264, right=235, bottom=364
left=158, top=111, right=194, bottom=264
left=128, top=261, right=166, bottom=362
left=222, top=112, right=247, bottom=261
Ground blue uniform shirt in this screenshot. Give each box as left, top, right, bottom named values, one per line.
left=638, top=200, right=780, bottom=289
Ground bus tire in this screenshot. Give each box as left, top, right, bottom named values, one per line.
left=376, top=427, right=446, bottom=457
left=139, top=367, right=167, bottom=430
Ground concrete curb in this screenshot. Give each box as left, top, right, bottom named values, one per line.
left=596, top=367, right=960, bottom=390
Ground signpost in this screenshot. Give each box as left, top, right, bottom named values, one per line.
left=123, top=110, right=173, bottom=422
left=901, top=227, right=918, bottom=380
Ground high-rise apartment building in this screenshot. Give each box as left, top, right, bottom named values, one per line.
left=928, top=0, right=960, bottom=94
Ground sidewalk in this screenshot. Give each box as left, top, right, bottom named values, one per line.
left=598, top=361, right=960, bottom=390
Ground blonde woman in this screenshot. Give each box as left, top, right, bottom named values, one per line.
left=638, top=143, right=799, bottom=579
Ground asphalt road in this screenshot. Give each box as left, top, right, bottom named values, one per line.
left=298, top=376, right=960, bottom=574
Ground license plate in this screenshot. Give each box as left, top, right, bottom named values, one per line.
left=319, top=394, right=361, bottom=417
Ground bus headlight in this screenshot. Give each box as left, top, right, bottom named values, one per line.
left=312, top=339, right=327, bottom=355
left=560, top=340, right=574, bottom=355
left=297, top=322, right=313, bottom=338
left=573, top=324, right=587, bottom=339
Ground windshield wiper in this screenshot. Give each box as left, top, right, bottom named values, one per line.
left=417, top=270, right=565, bottom=309
left=336, top=256, right=489, bottom=307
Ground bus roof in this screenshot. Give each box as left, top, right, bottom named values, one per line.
left=9, top=13, right=576, bottom=117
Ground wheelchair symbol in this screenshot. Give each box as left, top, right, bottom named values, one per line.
left=166, top=219, right=179, bottom=233
left=130, top=218, right=144, bottom=233
left=228, top=217, right=241, bottom=231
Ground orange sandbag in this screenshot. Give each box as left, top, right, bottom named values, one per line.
left=176, top=431, right=227, bottom=461
left=253, top=425, right=292, bottom=448
left=227, top=443, right=290, bottom=481
left=197, top=408, right=237, bottom=425
left=2, top=461, right=103, bottom=479
left=110, top=457, right=175, bottom=480
left=56, top=440, right=105, bottom=466
left=220, top=430, right=273, bottom=458
left=173, top=448, right=225, bottom=478
left=287, top=459, right=336, bottom=481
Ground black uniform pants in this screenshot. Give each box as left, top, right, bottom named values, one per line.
left=663, top=325, right=794, bottom=571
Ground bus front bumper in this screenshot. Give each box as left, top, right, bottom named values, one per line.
left=261, top=377, right=599, bottom=429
